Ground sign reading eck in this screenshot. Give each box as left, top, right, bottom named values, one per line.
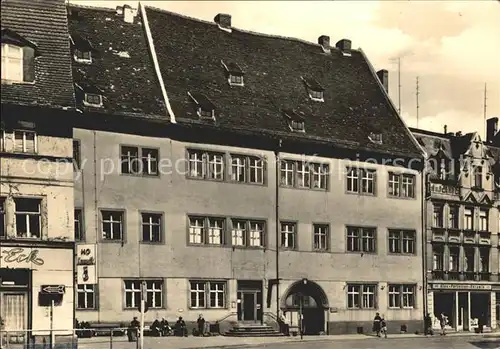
left=0, top=247, right=44, bottom=266
left=432, top=283, right=492, bottom=290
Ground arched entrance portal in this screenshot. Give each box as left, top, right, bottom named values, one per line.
left=281, top=279, right=329, bottom=335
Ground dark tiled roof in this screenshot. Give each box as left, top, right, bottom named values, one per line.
left=144, top=7, right=422, bottom=158
left=67, top=5, right=166, bottom=118
left=1, top=0, right=75, bottom=108
left=410, top=127, right=476, bottom=160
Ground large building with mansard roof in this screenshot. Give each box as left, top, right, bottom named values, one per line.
left=68, top=3, right=426, bottom=335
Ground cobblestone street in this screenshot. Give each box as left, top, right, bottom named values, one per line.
left=75, top=333, right=500, bottom=349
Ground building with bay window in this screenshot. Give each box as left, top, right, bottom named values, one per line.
left=70, top=4, right=425, bottom=335
left=411, top=121, right=500, bottom=332
left=1, top=0, right=76, bottom=348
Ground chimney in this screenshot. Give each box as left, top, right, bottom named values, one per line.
left=214, top=13, right=231, bottom=30
left=318, top=35, right=330, bottom=52
left=336, top=39, right=352, bottom=55
left=122, top=4, right=136, bottom=24
left=116, top=6, right=123, bottom=15
left=487, top=117, right=498, bottom=143
left=376, top=70, right=388, bottom=92
left=444, top=125, right=447, bottom=134
left=456, top=131, right=462, bottom=137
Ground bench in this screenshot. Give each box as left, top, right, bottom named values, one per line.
left=87, top=324, right=126, bottom=337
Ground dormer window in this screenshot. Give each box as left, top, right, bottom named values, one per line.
left=301, top=77, right=324, bottom=102
left=74, top=49, right=92, bottom=64
left=70, top=34, right=94, bottom=64
left=1, top=29, right=38, bottom=83
left=189, top=92, right=216, bottom=121
left=284, top=109, right=305, bottom=133
left=85, top=93, right=102, bottom=107
left=221, top=60, right=244, bottom=86
left=368, top=132, right=383, bottom=144
left=75, top=82, right=104, bottom=108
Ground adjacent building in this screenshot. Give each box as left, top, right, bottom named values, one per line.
left=70, top=4, right=426, bottom=335
left=411, top=120, right=500, bottom=332
left=1, top=0, right=76, bottom=347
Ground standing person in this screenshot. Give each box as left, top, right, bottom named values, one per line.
left=175, top=316, right=188, bottom=337
left=373, top=312, right=382, bottom=337
left=128, top=316, right=140, bottom=342
left=478, top=312, right=485, bottom=334
left=380, top=315, right=388, bottom=339
left=424, top=313, right=433, bottom=336
left=439, top=313, right=448, bottom=336
left=279, top=312, right=290, bottom=336
left=197, top=314, right=206, bottom=337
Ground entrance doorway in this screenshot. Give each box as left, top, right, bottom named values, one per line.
left=237, top=280, right=262, bottom=323
left=470, top=293, right=490, bottom=327
left=282, top=279, right=329, bottom=335
left=433, top=292, right=455, bottom=329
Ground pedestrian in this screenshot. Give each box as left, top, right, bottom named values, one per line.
left=279, top=312, right=290, bottom=336
left=380, top=315, right=387, bottom=338
left=478, top=312, right=485, bottom=334
left=197, top=314, right=206, bottom=336
left=175, top=316, right=188, bottom=337
left=439, top=313, right=447, bottom=336
left=127, top=316, right=140, bottom=342
left=424, top=313, right=433, bottom=336
left=373, top=312, right=382, bottom=337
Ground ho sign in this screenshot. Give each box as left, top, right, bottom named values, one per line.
left=76, top=244, right=96, bottom=266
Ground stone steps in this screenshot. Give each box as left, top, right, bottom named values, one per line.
left=225, top=324, right=284, bottom=337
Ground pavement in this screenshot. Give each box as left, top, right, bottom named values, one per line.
left=76, top=332, right=500, bottom=349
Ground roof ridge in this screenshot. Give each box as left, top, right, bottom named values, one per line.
left=68, top=3, right=116, bottom=13
left=144, top=5, right=357, bottom=54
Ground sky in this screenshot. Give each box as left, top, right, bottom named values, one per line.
left=71, top=0, right=500, bottom=139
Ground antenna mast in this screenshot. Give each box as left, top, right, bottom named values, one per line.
left=398, top=57, right=402, bottom=115
left=484, top=83, right=488, bottom=138
left=416, top=76, right=420, bottom=128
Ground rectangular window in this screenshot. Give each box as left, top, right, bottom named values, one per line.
left=0, top=197, right=5, bottom=238
left=101, top=210, right=124, bottom=241
left=479, top=209, right=488, bottom=232
left=388, top=230, right=416, bottom=254
left=229, top=74, right=243, bottom=85
left=73, top=140, right=81, bottom=170
left=346, top=168, right=376, bottom=194
left=280, top=160, right=328, bottom=190
left=346, top=226, right=376, bottom=253
left=229, top=155, right=265, bottom=184
left=280, top=222, right=296, bottom=249
left=464, top=207, right=474, bottom=230
left=473, top=166, right=483, bottom=188
left=479, top=248, right=490, bottom=273
left=189, top=280, right=226, bottom=309
left=74, top=49, right=92, bottom=62
left=464, top=247, right=475, bottom=272
left=388, top=284, right=415, bottom=309
left=141, top=212, right=162, bottom=243
left=313, top=224, right=329, bottom=251
left=448, top=205, right=459, bottom=229
left=74, top=209, right=84, bottom=241
left=14, top=130, right=36, bottom=153
left=77, top=284, right=95, bottom=309
left=449, top=247, right=459, bottom=272
left=84, top=93, right=102, bottom=106
left=188, top=216, right=225, bottom=246
left=230, top=219, right=265, bottom=248
left=388, top=172, right=415, bottom=198
left=432, top=245, right=444, bottom=270
left=309, top=90, right=324, bottom=101
left=347, top=284, right=376, bottom=309
left=77, top=284, right=96, bottom=310
left=124, top=280, right=163, bottom=309
left=14, top=198, right=41, bottom=238
left=120, top=146, right=159, bottom=176
left=187, top=150, right=224, bottom=180
left=433, top=204, right=444, bottom=228
left=1, top=43, right=23, bottom=81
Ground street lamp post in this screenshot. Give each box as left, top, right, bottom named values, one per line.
left=299, top=278, right=308, bottom=340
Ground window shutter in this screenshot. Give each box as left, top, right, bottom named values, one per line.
left=23, top=46, right=35, bottom=82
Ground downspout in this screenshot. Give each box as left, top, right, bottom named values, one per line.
left=93, top=130, right=100, bottom=323
left=421, top=166, right=429, bottom=326
left=274, top=139, right=282, bottom=319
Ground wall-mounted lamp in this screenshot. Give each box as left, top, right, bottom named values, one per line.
left=380, top=286, right=385, bottom=290
left=302, top=278, right=308, bottom=285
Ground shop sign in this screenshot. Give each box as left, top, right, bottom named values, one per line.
left=432, top=283, right=492, bottom=290
left=0, top=247, right=45, bottom=267
left=76, top=244, right=97, bottom=285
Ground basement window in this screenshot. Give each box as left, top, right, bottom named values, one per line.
left=301, top=76, right=324, bottom=102
left=284, top=109, right=305, bottom=133
left=221, top=60, right=244, bottom=86
left=189, top=92, right=216, bottom=121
